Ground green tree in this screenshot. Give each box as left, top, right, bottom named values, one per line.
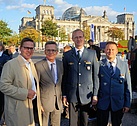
left=105, top=27, right=124, bottom=41
left=59, top=27, right=67, bottom=42
left=0, top=20, right=12, bottom=42
left=4, top=32, right=19, bottom=46
left=83, top=26, right=90, bottom=42
left=41, top=19, right=58, bottom=40
left=19, top=27, right=40, bottom=42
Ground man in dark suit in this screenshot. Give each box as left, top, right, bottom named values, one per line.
left=97, top=41, right=132, bottom=126
left=87, top=39, right=101, bottom=61
left=35, top=41, right=63, bottom=126
left=8, top=45, right=19, bottom=58
left=62, top=29, right=99, bottom=126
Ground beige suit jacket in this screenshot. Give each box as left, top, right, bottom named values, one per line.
left=0, top=55, right=42, bottom=126
left=35, top=58, right=63, bottom=112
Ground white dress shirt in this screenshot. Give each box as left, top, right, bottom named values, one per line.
left=47, top=60, right=57, bottom=84
left=107, top=58, right=117, bottom=74
left=21, top=56, right=36, bottom=99
left=75, top=47, right=84, bottom=58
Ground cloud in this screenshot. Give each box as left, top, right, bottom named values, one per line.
left=6, top=3, right=36, bottom=12
left=84, top=6, right=119, bottom=22
left=0, top=0, right=21, bottom=5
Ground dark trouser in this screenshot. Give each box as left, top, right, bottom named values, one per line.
left=69, top=102, right=89, bottom=126
left=97, top=108, right=123, bottom=126
left=32, top=98, right=39, bottom=125
left=0, top=91, right=4, bottom=119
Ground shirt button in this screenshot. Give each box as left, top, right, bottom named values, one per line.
left=79, top=73, right=81, bottom=75
left=79, top=62, right=81, bottom=65
left=79, top=84, right=81, bottom=86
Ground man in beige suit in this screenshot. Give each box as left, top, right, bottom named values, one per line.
left=0, top=37, right=42, bottom=126
left=35, top=41, right=63, bottom=126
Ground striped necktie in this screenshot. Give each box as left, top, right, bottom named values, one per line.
left=109, top=62, right=114, bottom=76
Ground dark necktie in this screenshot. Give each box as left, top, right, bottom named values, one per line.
left=77, top=50, right=80, bottom=59
left=109, top=62, right=114, bottom=76
left=51, top=63, right=55, bottom=83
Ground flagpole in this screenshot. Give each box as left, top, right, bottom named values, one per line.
left=44, top=0, right=46, bottom=5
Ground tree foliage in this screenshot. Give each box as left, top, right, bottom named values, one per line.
left=0, top=20, right=12, bottom=42
left=105, top=27, right=124, bottom=40
left=58, top=27, right=67, bottom=42
left=3, top=32, right=19, bottom=46
left=19, top=27, right=40, bottom=42
left=83, top=26, right=90, bottom=42
left=41, top=19, right=58, bottom=40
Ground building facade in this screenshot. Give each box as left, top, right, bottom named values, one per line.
left=19, top=4, right=135, bottom=45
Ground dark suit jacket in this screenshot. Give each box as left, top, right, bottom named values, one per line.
left=12, top=51, right=19, bottom=58
left=62, top=47, right=99, bottom=104
left=97, top=58, right=132, bottom=111
left=35, top=58, right=63, bottom=112
left=88, top=45, right=101, bottom=61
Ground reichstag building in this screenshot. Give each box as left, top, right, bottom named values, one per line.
left=19, top=4, right=135, bottom=45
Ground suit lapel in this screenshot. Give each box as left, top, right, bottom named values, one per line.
left=42, top=58, right=53, bottom=81
left=56, top=60, right=60, bottom=83
left=114, top=58, right=121, bottom=78
left=100, top=58, right=110, bottom=76
left=80, top=47, right=87, bottom=61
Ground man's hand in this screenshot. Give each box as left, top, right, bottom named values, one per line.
left=123, top=107, right=130, bottom=113
left=27, top=89, right=36, bottom=99
left=92, top=96, right=98, bottom=105
left=41, top=106, right=44, bottom=112
left=62, top=96, right=69, bottom=107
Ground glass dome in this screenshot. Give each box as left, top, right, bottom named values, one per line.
left=62, top=6, right=87, bottom=20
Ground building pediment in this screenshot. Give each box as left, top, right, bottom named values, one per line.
left=87, top=16, right=111, bottom=24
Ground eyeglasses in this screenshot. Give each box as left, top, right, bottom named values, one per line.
left=45, top=49, right=57, bottom=54
left=23, top=46, right=34, bottom=51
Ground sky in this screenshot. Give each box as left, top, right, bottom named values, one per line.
left=0, top=0, right=137, bottom=34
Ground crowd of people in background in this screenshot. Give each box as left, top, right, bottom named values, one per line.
left=0, top=28, right=135, bottom=126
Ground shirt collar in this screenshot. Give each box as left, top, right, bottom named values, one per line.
left=20, top=55, right=31, bottom=65
left=106, top=58, right=117, bottom=67
left=75, top=47, right=84, bottom=53
left=47, top=59, right=56, bottom=65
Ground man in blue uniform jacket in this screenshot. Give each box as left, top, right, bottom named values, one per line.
left=62, top=29, right=99, bottom=126
left=97, top=41, right=132, bottom=126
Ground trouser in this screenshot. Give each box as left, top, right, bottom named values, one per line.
left=97, top=108, right=123, bottom=126
left=69, top=102, right=90, bottom=126
left=0, top=91, right=4, bottom=119
left=33, top=98, right=39, bottom=124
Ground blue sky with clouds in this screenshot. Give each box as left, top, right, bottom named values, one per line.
left=0, top=0, right=137, bottom=34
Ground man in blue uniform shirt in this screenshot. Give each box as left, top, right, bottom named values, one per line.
left=97, top=41, right=132, bottom=126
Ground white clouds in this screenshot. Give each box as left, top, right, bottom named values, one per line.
left=50, top=0, right=119, bottom=22
left=0, top=0, right=21, bottom=5
left=84, top=6, right=119, bottom=21
left=6, top=3, right=36, bottom=10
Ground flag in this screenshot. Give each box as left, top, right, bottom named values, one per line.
left=90, top=24, right=94, bottom=42
left=27, top=10, right=31, bottom=14
left=124, top=7, right=126, bottom=12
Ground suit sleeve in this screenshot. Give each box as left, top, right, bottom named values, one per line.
left=124, top=63, right=132, bottom=107
left=0, top=62, right=28, bottom=101
left=93, top=52, right=99, bottom=96
left=62, top=52, right=68, bottom=96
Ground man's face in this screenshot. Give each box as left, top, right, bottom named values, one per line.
left=9, top=46, right=15, bottom=53
left=45, top=44, right=58, bottom=62
left=72, top=31, right=84, bottom=49
left=0, top=46, right=3, bottom=51
left=20, top=41, right=34, bottom=61
left=105, top=44, right=118, bottom=61
left=88, top=41, right=93, bottom=46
